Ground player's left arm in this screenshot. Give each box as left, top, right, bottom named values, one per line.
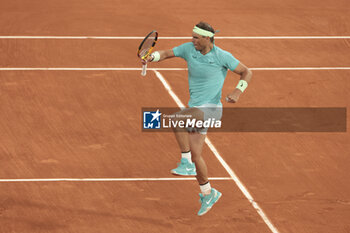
left=226, top=63, right=252, bottom=103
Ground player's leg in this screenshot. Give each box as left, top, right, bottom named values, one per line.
left=188, top=132, right=207, bottom=183
left=189, top=132, right=222, bottom=216
left=174, top=129, right=190, bottom=152
left=189, top=104, right=223, bottom=216
left=189, top=104, right=222, bottom=182
left=170, top=108, right=204, bottom=176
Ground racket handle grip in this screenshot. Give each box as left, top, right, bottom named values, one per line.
left=141, top=64, right=147, bottom=76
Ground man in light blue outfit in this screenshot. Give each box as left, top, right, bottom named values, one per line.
left=144, top=22, right=252, bottom=216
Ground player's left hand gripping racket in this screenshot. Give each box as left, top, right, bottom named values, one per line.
left=137, top=30, right=158, bottom=76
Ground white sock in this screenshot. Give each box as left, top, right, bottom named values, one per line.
left=200, top=182, right=212, bottom=195
left=181, top=151, right=192, bottom=163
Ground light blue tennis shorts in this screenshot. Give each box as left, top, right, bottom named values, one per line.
left=189, top=103, right=223, bottom=134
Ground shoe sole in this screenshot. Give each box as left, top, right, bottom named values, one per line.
left=198, top=192, right=222, bottom=216
left=171, top=170, right=197, bottom=176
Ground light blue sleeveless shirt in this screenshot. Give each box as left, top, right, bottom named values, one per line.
left=173, top=42, right=240, bottom=107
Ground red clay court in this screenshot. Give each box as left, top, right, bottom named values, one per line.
left=0, top=0, right=349, bottom=232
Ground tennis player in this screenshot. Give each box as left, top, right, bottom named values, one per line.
left=143, top=21, right=252, bottom=216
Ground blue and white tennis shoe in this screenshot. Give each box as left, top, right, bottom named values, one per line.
left=197, top=188, right=222, bottom=216
left=171, top=158, right=197, bottom=176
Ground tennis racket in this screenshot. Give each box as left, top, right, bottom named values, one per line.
left=137, top=30, right=158, bottom=76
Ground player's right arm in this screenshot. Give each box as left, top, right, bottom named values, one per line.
left=143, top=43, right=190, bottom=64
left=156, top=49, right=175, bottom=61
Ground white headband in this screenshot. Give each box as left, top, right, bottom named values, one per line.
left=193, top=26, right=215, bottom=37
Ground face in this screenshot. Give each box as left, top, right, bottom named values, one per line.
left=192, top=32, right=210, bottom=51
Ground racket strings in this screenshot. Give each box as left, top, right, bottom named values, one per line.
left=139, top=32, right=157, bottom=59
left=140, top=48, right=150, bottom=58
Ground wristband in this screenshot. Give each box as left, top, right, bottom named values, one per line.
left=236, top=80, right=248, bottom=92
left=151, top=51, right=160, bottom=62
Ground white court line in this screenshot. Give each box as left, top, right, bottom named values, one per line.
left=0, top=67, right=350, bottom=71
left=0, top=177, right=231, bottom=182
left=153, top=70, right=280, bottom=233
left=0, top=68, right=178, bottom=71
left=0, top=36, right=350, bottom=39
left=252, top=67, right=350, bottom=70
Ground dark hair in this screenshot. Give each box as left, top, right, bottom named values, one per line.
left=196, top=21, right=215, bottom=43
